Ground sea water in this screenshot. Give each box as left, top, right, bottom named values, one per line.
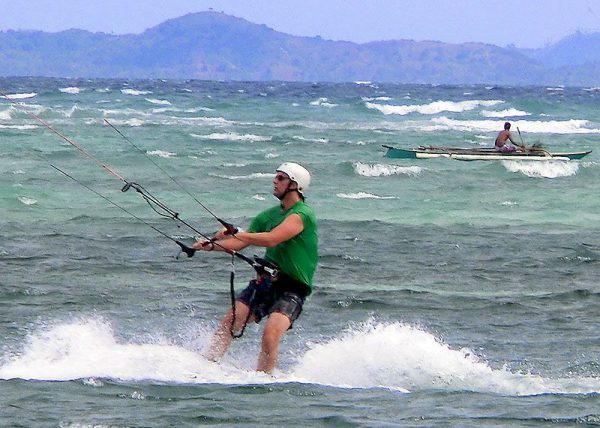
left=1, top=77, right=599, bottom=427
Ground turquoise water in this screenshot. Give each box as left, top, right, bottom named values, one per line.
left=1, top=77, right=599, bottom=426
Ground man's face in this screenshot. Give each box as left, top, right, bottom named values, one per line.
left=273, top=171, right=292, bottom=198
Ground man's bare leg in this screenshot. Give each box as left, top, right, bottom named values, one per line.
left=205, top=301, right=252, bottom=361
left=256, top=312, right=291, bottom=373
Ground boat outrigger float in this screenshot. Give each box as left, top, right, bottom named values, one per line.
left=383, top=145, right=592, bottom=161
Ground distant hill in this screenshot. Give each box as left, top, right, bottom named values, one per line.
left=517, top=32, right=600, bottom=68
left=1, top=11, right=599, bottom=86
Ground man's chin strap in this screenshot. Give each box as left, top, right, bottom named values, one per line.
left=277, top=183, right=298, bottom=201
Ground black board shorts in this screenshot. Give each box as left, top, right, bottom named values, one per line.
left=238, top=273, right=309, bottom=327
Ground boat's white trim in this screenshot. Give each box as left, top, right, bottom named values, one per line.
left=414, top=152, right=570, bottom=161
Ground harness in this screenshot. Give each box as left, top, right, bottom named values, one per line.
left=229, top=256, right=278, bottom=338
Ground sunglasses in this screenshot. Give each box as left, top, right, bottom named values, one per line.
left=274, top=174, right=290, bottom=181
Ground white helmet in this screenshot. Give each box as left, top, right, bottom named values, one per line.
left=276, top=162, right=311, bottom=195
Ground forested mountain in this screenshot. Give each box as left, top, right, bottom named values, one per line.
left=1, top=12, right=599, bottom=85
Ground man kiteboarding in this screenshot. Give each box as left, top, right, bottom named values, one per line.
left=193, top=162, right=318, bottom=373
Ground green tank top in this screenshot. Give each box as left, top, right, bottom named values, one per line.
left=248, top=201, right=318, bottom=291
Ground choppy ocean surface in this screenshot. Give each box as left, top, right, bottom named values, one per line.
left=1, top=77, right=599, bottom=427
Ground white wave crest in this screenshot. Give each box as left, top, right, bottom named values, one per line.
left=291, top=321, right=600, bottom=395
left=120, top=118, right=144, bottom=127
left=481, top=108, right=530, bottom=118
left=310, top=98, right=338, bottom=108
left=18, top=196, right=38, bottom=205
left=0, top=108, right=12, bottom=120
left=145, top=98, right=172, bottom=105
left=337, top=192, right=396, bottom=199
left=362, top=96, right=392, bottom=101
left=293, top=135, right=329, bottom=144
left=366, top=99, right=502, bottom=115
left=0, top=124, right=37, bottom=130
left=147, top=150, right=176, bottom=158
left=101, top=108, right=150, bottom=117
left=428, top=117, right=600, bottom=134
left=121, top=89, right=152, bottom=96
left=190, top=132, right=272, bottom=142
left=65, top=104, right=85, bottom=118
left=214, top=172, right=274, bottom=180
left=2, top=318, right=599, bottom=395
left=501, top=160, right=579, bottom=178
left=3, top=92, right=37, bottom=100
left=151, top=106, right=213, bottom=114
left=222, top=162, right=248, bottom=167
left=354, top=162, right=423, bottom=177
left=59, top=87, right=81, bottom=94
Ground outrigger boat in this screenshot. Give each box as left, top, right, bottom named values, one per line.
left=383, top=145, right=592, bottom=161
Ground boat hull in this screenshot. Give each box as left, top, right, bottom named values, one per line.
left=383, top=145, right=591, bottom=161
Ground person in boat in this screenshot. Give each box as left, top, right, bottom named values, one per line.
left=193, top=162, right=318, bottom=374
left=495, top=122, right=525, bottom=153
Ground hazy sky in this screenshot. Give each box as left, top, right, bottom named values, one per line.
left=1, top=0, right=599, bottom=48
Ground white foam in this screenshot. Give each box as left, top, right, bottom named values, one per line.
left=213, top=172, right=274, bottom=180
left=289, top=322, right=600, bottom=395
left=336, top=192, right=396, bottom=199
left=0, top=318, right=242, bottom=383
left=121, top=89, right=152, bottom=96
left=481, top=108, right=530, bottom=118
left=2, top=318, right=599, bottom=395
left=366, top=99, right=502, bottom=115
left=293, top=135, right=329, bottom=144
left=18, top=196, right=38, bottom=205
left=190, top=132, right=271, bottom=142
left=0, top=108, right=12, bottom=120
left=101, top=108, right=150, bottom=117
left=0, top=124, right=37, bottom=130
left=3, top=92, right=37, bottom=100
left=222, top=162, right=248, bottom=167
left=310, top=98, right=338, bottom=108
left=182, top=117, right=233, bottom=126
left=147, top=150, right=176, bottom=159
left=145, top=98, right=172, bottom=105
left=151, top=106, right=213, bottom=114
left=59, top=87, right=81, bottom=94
left=501, top=160, right=579, bottom=178
left=125, top=118, right=145, bottom=127
left=362, top=96, right=392, bottom=101
left=427, top=117, right=600, bottom=134
left=65, top=104, right=85, bottom=118
left=354, top=162, right=423, bottom=177
left=190, top=107, right=215, bottom=112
